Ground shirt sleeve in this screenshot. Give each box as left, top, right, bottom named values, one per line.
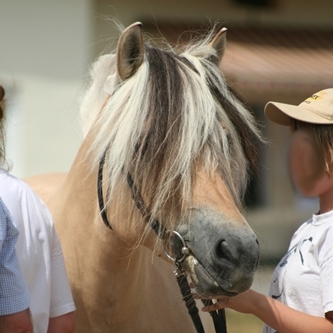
left=0, top=199, right=30, bottom=315
left=47, top=211, right=75, bottom=318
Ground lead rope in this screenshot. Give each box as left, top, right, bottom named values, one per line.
left=174, top=264, right=205, bottom=333
left=165, top=232, right=227, bottom=333
left=97, top=152, right=227, bottom=333
left=202, top=300, right=227, bottom=333
left=176, top=271, right=227, bottom=333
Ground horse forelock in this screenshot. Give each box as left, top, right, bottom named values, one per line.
left=83, top=31, right=262, bottom=231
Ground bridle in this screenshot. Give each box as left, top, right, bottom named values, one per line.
left=97, top=148, right=227, bottom=333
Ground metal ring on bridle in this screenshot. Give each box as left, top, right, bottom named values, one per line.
left=163, top=230, right=190, bottom=263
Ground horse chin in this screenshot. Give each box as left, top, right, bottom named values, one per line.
left=183, top=255, right=240, bottom=298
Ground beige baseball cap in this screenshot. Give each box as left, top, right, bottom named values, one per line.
left=265, top=88, right=333, bottom=126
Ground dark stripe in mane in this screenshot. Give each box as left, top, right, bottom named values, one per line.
left=132, top=46, right=188, bottom=213
left=205, top=68, right=260, bottom=176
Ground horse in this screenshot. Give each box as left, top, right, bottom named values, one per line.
left=26, top=22, right=263, bottom=332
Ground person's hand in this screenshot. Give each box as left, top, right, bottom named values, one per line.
left=197, top=289, right=258, bottom=314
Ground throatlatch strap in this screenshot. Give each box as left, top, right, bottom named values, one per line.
left=97, top=149, right=166, bottom=237
left=97, top=149, right=112, bottom=230
left=126, top=173, right=166, bottom=239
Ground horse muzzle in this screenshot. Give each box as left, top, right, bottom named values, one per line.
left=174, top=208, right=260, bottom=297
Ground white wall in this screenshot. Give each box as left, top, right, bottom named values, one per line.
left=0, top=1, right=92, bottom=178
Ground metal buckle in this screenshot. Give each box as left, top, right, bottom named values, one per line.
left=163, top=230, right=190, bottom=263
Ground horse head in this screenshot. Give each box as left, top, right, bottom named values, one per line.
left=81, top=22, right=262, bottom=298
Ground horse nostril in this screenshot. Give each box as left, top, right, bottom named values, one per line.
left=216, top=239, right=231, bottom=261
left=256, top=238, right=260, bottom=247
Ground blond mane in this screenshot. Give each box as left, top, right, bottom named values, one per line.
left=80, top=27, right=262, bottom=231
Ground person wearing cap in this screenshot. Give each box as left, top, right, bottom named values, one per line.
left=199, top=88, right=333, bottom=333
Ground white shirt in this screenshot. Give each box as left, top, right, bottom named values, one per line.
left=0, top=170, right=75, bottom=333
left=263, top=210, right=333, bottom=333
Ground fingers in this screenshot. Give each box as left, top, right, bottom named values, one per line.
left=201, top=298, right=229, bottom=312
left=192, top=293, right=223, bottom=300
left=191, top=289, right=229, bottom=312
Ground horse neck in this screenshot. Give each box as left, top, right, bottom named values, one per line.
left=49, top=134, right=158, bottom=289
left=47, top=134, right=199, bottom=331
left=49, top=134, right=118, bottom=249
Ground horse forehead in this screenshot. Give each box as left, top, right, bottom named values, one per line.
left=192, top=171, right=244, bottom=222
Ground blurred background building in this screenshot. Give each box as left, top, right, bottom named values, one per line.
left=1, top=0, right=332, bottom=260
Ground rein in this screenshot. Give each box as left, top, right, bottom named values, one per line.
left=97, top=150, right=227, bottom=333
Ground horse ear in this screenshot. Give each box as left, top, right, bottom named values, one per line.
left=208, top=27, right=227, bottom=65
left=117, top=22, right=144, bottom=81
